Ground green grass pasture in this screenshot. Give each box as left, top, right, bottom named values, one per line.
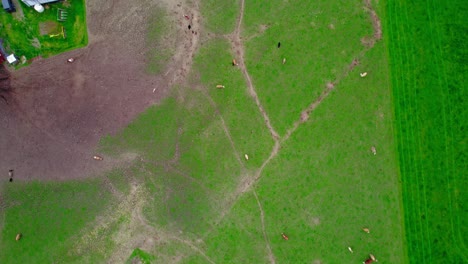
left=200, top=0, right=239, bottom=34
left=242, top=1, right=372, bottom=135
left=386, top=0, right=467, bottom=262
left=0, top=179, right=113, bottom=263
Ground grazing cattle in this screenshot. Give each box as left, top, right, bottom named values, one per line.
left=67, top=58, right=74, bottom=63
left=16, top=233, right=21, bottom=241
left=348, top=247, right=354, bottom=253
left=363, top=254, right=377, bottom=264
left=188, top=25, right=191, bottom=30
left=277, top=42, right=281, bottom=48
left=93, top=155, right=103, bottom=161
left=282, top=58, right=286, bottom=64
left=232, top=59, right=238, bottom=66
left=216, top=85, right=225, bottom=89
left=184, top=15, right=190, bottom=20
left=360, top=72, right=368, bottom=77
left=244, top=154, right=249, bottom=160
left=371, top=146, right=377, bottom=155
left=281, top=233, right=289, bottom=240
left=362, top=227, right=370, bottom=233
left=8, top=169, right=13, bottom=182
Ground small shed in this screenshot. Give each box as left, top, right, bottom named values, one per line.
left=6, top=54, right=17, bottom=64
left=2, top=0, right=15, bottom=12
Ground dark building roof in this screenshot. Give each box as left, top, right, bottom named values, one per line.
left=0, top=39, right=8, bottom=59
left=2, top=0, right=15, bottom=12
left=21, top=0, right=61, bottom=7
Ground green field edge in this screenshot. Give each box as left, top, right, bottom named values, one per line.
left=380, top=3, right=410, bottom=264
left=386, top=0, right=467, bottom=262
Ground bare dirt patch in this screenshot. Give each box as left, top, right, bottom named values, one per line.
left=363, top=0, right=383, bottom=47
left=39, top=21, right=60, bottom=36
left=0, top=0, right=200, bottom=180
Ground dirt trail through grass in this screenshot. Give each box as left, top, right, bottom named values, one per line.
left=228, top=0, right=280, bottom=142
left=283, top=0, right=384, bottom=143
left=202, top=91, right=246, bottom=168
left=210, top=0, right=386, bottom=256
left=253, top=189, right=276, bottom=264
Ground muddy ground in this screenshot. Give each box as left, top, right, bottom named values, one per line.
left=0, top=0, right=200, bottom=180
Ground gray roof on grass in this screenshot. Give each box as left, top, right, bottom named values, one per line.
left=21, top=0, right=60, bottom=7
left=2, top=0, right=14, bottom=10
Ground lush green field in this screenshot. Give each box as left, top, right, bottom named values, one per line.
left=200, top=0, right=239, bottom=34
left=386, top=0, right=467, bottom=262
left=242, top=1, right=372, bottom=136
left=0, top=0, right=87, bottom=63
left=0, top=179, right=114, bottom=263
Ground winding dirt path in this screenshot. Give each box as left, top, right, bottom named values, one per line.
left=228, top=0, right=280, bottom=142
left=282, top=0, right=384, bottom=143
left=202, top=91, right=246, bottom=168
left=253, top=189, right=276, bottom=264
left=210, top=0, right=385, bottom=246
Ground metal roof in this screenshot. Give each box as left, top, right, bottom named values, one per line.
left=21, top=0, right=60, bottom=7
left=2, top=0, right=14, bottom=11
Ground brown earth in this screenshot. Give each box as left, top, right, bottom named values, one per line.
left=0, top=0, right=200, bottom=180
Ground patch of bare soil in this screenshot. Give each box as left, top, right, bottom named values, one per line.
left=363, top=0, right=383, bottom=47
left=0, top=0, right=200, bottom=180
left=39, top=21, right=60, bottom=35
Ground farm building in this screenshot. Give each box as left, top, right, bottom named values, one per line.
left=21, top=0, right=61, bottom=7
left=2, top=0, right=16, bottom=12
left=0, top=39, right=17, bottom=65
left=0, top=39, right=8, bottom=59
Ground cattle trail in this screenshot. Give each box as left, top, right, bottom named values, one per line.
left=211, top=0, right=386, bottom=246
left=229, top=0, right=280, bottom=142
left=202, top=91, right=246, bottom=168
left=253, top=189, right=276, bottom=264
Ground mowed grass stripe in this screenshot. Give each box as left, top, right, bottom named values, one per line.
left=402, top=1, right=434, bottom=261
left=387, top=0, right=467, bottom=262
left=423, top=0, right=458, bottom=258
left=392, top=1, right=432, bottom=261
left=426, top=0, right=467, bottom=257
left=387, top=1, right=425, bottom=261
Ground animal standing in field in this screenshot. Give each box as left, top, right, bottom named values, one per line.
left=16, top=233, right=21, bottom=241
left=362, top=227, right=370, bottom=233
left=348, top=247, right=354, bottom=253
left=216, top=85, right=225, bottom=89
left=363, top=254, right=377, bottom=264
left=371, top=146, right=377, bottom=155
left=281, top=233, right=289, bottom=240
left=244, top=154, right=249, bottom=160
left=277, top=42, right=281, bottom=48
left=8, top=169, right=13, bottom=182
left=93, top=155, right=103, bottom=161
left=282, top=58, right=286, bottom=64
left=360, top=72, right=368, bottom=77
left=67, top=58, right=74, bottom=63
left=232, top=59, right=238, bottom=66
